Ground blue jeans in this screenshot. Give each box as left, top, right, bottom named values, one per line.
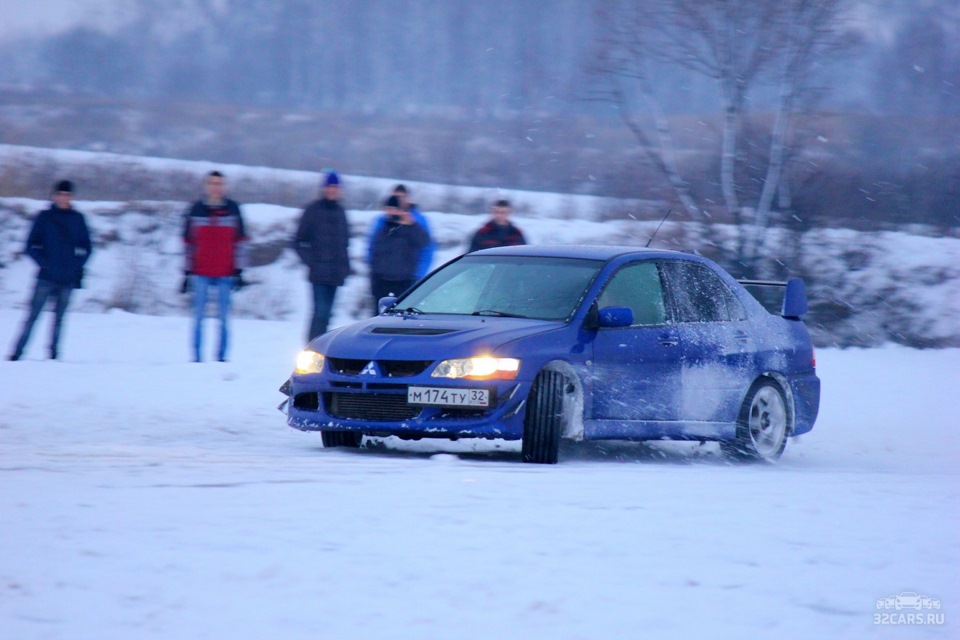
left=308, top=283, right=339, bottom=342
left=192, top=276, right=232, bottom=361
left=11, top=279, right=73, bottom=359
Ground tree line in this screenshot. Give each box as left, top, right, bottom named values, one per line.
left=0, top=0, right=953, bottom=118
left=0, top=0, right=957, bottom=274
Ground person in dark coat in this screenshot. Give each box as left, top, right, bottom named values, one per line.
left=294, top=170, right=351, bottom=341
left=9, top=180, right=92, bottom=360
left=365, top=184, right=434, bottom=279
left=367, top=194, right=429, bottom=313
left=182, top=171, right=248, bottom=362
left=468, top=199, right=526, bottom=253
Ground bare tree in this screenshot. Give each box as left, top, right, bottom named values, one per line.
left=746, top=0, right=854, bottom=266
left=659, top=0, right=784, bottom=223
left=590, top=0, right=853, bottom=270
left=590, top=3, right=702, bottom=221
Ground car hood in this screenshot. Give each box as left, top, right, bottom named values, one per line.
left=312, top=315, right=565, bottom=360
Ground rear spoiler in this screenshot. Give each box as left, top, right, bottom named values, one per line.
left=738, top=278, right=808, bottom=319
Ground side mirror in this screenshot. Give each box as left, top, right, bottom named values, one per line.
left=378, top=296, right=398, bottom=315
left=782, top=278, right=808, bottom=319
left=598, top=306, right=634, bottom=328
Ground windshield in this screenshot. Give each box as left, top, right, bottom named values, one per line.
left=392, top=255, right=603, bottom=321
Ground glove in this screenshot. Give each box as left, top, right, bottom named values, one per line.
left=232, top=269, right=246, bottom=292
left=180, top=272, right=192, bottom=294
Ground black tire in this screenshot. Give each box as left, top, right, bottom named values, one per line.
left=721, top=378, right=789, bottom=462
left=521, top=370, right=564, bottom=464
left=321, top=430, right=363, bottom=449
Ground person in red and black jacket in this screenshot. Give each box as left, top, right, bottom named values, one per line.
left=468, top=199, right=527, bottom=253
left=182, top=171, right=248, bottom=362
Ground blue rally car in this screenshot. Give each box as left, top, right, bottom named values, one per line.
left=280, top=245, right=820, bottom=464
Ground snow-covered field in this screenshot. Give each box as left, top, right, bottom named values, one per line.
left=1, top=145, right=957, bottom=637
left=1, top=307, right=957, bottom=639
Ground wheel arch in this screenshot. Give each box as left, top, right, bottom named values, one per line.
left=540, top=359, right=585, bottom=441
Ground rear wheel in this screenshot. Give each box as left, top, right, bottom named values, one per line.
left=521, top=370, right=564, bottom=464
left=722, top=379, right=789, bottom=462
left=321, top=430, right=363, bottom=449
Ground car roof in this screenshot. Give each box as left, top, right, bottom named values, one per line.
left=468, top=244, right=689, bottom=261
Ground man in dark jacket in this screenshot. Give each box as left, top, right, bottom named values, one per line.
left=9, top=180, right=92, bottom=360
left=295, top=171, right=351, bottom=341
left=468, top=199, right=527, bottom=253
left=366, top=184, right=434, bottom=280
left=182, top=171, right=248, bottom=362
left=368, top=194, right=429, bottom=313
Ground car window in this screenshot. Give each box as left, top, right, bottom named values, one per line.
left=397, top=255, right=603, bottom=321
left=661, top=260, right=747, bottom=323
left=416, top=262, right=497, bottom=311
left=597, top=262, right=667, bottom=326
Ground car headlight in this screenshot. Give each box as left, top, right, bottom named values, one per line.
left=295, top=350, right=325, bottom=374
left=432, top=357, right=520, bottom=380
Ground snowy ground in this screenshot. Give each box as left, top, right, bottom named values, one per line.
left=1, top=308, right=957, bottom=640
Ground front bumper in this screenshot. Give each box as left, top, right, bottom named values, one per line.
left=283, top=374, right=532, bottom=440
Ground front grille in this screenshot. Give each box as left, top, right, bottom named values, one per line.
left=325, top=392, right=422, bottom=421
left=381, top=360, right=433, bottom=377
left=327, top=358, right=433, bottom=377
left=328, top=358, right=368, bottom=375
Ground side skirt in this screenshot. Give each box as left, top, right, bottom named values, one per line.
left=582, top=419, right=737, bottom=442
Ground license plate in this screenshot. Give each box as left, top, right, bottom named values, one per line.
left=407, top=386, right=490, bottom=407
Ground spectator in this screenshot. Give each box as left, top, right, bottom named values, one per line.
left=367, top=184, right=434, bottom=279
left=8, top=180, right=92, bottom=361
left=294, top=170, right=351, bottom=342
left=182, top=171, right=248, bottom=362
left=367, top=194, right=429, bottom=312
left=468, top=199, right=526, bottom=253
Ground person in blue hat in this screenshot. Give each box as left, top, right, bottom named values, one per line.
left=294, top=170, right=351, bottom=341
left=9, top=180, right=93, bottom=360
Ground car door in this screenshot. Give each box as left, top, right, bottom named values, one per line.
left=660, top=260, right=756, bottom=423
left=589, top=261, right=683, bottom=422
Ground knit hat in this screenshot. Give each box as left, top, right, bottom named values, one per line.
left=323, top=171, right=340, bottom=187
left=54, top=180, right=74, bottom=194
left=384, top=195, right=401, bottom=209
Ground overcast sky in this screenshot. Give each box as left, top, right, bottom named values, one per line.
left=0, top=0, right=126, bottom=38
left=0, top=0, right=906, bottom=42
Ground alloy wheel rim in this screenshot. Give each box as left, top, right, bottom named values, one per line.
left=749, top=386, right=787, bottom=458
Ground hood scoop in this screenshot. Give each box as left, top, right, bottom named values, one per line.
left=370, top=327, right=459, bottom=336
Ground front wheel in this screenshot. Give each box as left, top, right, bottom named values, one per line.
left=321, top=430, right=363, bottom=449
left=521, top=370, right=564, bottom=464
left=721, top=379, right=789, bottom=462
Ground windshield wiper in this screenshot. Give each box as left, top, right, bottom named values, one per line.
left=394, top=307, right=425, bottom=315
left=472, top=309, right=528, bottom=318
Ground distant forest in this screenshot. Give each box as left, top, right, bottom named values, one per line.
left=0, top=0, right=958, bottom=232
